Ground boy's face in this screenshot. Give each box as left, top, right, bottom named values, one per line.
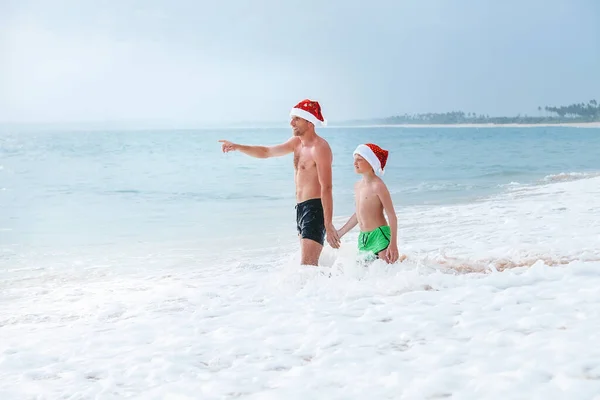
left=353, top=154, right=371, bottom=174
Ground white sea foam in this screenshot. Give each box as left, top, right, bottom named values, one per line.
left=2, top=178, right=600, bottom=399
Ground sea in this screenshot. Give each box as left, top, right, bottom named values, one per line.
left=2, top=125, right=600, bottom=399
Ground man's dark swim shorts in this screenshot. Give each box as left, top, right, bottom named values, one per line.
left=295, top=198, right=326, bottom=245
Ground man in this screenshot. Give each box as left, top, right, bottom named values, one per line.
left=219, top=99, right=340, bottom=266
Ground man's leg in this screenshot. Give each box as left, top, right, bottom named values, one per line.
left=296, top=199, right=325, bottom=266
left=300, top=238, right=323, bottom=266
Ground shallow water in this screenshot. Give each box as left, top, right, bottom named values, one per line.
left=2, top=126, right=600, bottom=398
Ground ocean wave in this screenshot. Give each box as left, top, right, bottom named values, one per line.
left=103, top=189, right=291, bottom=202
left=498, top=181, right=522, bottom=188
left=499, top=171, right=600, bottom=195
left=399, top=181, right=480, bottom=194
left=541, top=171, right=600, bottom=183
left=477, top=169, right=528, bottom=179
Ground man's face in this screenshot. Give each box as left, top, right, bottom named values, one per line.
left=290, top=116, right=311, bottom=136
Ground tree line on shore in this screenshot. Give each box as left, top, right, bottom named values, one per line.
left=353, top=99, right=600, bottom=125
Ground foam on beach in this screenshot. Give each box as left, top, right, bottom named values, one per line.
left=2, top=177, right=600, bottom=399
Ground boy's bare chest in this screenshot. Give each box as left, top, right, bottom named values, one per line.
left=356, top=186, right=380, bottom=207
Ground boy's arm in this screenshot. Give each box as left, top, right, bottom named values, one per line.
left=219, top=137, right=298, bottom=158
left=377, top=183, right=398, bottom=248
left=337, top=213, right=358, bottom=238
left=315, top=143, right=340, bottom=248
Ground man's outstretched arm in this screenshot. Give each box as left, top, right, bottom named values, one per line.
left=219, top=137, right=298, bottom=158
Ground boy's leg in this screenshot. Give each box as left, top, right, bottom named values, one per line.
left=376, top=248, right=388, bottom=262
left=372, top=227, right=395, bottom=264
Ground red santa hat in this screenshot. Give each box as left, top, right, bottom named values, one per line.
left=289, top=99, right=327, bottom=126
left=353, top=143, right=389, bottom=175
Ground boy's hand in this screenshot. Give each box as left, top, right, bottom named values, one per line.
left=384, top=243, right=405, bottom=264
left=326, top=224, right=341, bottom=249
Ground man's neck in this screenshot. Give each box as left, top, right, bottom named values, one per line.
left=299, top=130, right=318, bottom=145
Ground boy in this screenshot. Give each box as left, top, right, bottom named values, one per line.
left=336, top=143, right=406, bottom=264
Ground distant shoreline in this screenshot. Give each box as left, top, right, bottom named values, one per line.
left=332, top=121, right=600, bottom=129
left=2, top=121, right=599, bottom=132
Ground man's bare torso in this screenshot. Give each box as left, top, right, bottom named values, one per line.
left=293, top=136, right=328, bottom=203
left=355, top=179, right=388, bottom=232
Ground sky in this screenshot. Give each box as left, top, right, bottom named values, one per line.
left=1, top=0, right=599, bottom=126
